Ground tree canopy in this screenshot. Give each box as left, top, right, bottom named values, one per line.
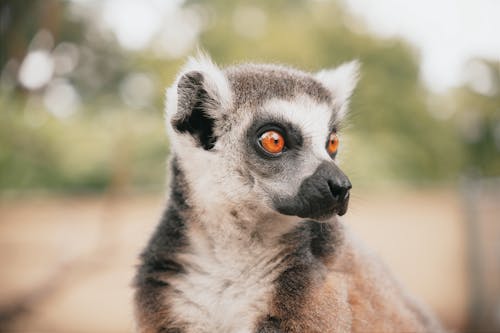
left=0, top=0, right=498, bottom=192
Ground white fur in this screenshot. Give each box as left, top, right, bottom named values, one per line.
left=168, top=94, right=346, bottom=231
left=258, top=95, right=342, bottom=198
left=263, top=95, right=335, bottom=163
left=165, top=52, right=233, bottom=147
left=179, top=52, right=232, bottom=112
left=164, top=53, right=240, bottom=211
left=315, top=60, right=360, bottom=119
left=164, top=100, right=297, bottom=332
left=168, top=213, right=288, bottom=333
left=161, top=59, right=356, bottom=332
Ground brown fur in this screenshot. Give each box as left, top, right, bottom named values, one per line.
left=255, top=223, right=443, bottom=333
left=136, top=219, right=444, bottom=333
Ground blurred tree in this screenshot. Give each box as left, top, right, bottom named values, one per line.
left=0, top=0, right=169, bottom=192
left=192, top=0, right=462, bottom=183
left=453, top=60, right=500, bottom=177
left=1, top=1, right=80, bottom=87
left=0, top=0, right=497, bottom=192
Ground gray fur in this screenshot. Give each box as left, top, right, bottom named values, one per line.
left=224, top=63, right=333, bottom=108
left=134, top=55, right=444, bottom=333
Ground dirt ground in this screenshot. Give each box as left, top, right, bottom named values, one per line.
left=0, top=187, right=471, bottom=332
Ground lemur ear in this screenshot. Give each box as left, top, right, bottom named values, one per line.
left=167, top=54, right=232, bottom=150
left=315, top=60, right=360, bottom=118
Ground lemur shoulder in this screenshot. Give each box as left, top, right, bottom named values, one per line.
left=133, top=54, right=444, bottom=333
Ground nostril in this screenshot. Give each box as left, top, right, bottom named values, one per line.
left=343, top=191, right=350, bottom=201
left=327, top=180, right=348, bottom=201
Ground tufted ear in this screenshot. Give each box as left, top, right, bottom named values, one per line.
left=167, top=54, right=232, bottom=150
left=315, top=60, right=360, bottom=118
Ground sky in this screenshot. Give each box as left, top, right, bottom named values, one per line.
left=341, top=0, right=500, bottom=93
left=71, top=0, right=500, bottom=93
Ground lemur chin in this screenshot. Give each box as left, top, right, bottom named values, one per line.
left=133, top=53, right=445, bottom=333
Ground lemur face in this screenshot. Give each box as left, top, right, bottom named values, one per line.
left=166, top=55, right=359, bottom=221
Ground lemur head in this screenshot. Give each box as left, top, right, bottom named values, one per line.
left=166, top=54, right=359, bottom=222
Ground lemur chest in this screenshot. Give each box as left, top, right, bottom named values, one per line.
left=167, top=240, right=283, bottom=333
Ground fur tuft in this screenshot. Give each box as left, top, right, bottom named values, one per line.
left=179, top=51, right=233, bottom=111
left=165, top=51, right=233, bottom=151
left=315, top=60, right=360, bottom=118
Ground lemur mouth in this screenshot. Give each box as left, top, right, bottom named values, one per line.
left=302, top=191, right=350, bottom=220
left=273, top=188, right=351, bottom=221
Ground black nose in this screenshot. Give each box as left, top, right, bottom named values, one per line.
left=273, top=162, right=352, bottom=220
left=321, top=164, right=351, bottom=216
left=327, top=178, right=352, bottom=204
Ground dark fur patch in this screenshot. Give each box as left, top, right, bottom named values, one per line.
left=308, top=220, right=343, bottom=263
left=256, top=315, right=282, bottom=332
left=134, top=157, right=190, bottom=332
left=255, top=218, right=343, bottom=332
left=159, top=328, right=183, bottom=333
left=243, top=116, right=305, bottom=179
left=173, top=71, right=217, bottom=150
left=135, top=158, right=189, bottom=281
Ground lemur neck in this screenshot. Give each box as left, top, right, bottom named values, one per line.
left=168, top=156, right=341, bottom=265
left=169, top=156, right=300, bottom=249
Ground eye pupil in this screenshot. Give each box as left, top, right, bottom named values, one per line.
left=259, top=130, right=285, bottom=155
left=327, top=132, right=339, bottom=156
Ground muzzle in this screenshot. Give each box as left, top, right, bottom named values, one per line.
left=273, top=162, right=352, bottom=220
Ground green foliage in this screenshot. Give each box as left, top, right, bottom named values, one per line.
left=0, top=98, right=168, bottom=192
left=193, top=0, right=468, bottom=184
left=1, top=0, right=498, bottom=192
left=452, top=60, right=500, bottom=177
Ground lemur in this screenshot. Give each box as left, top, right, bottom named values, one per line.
left=133, top=54, right=444, bottom=333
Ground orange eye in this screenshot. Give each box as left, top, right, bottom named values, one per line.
left=327, top=132, right=339, bottom=155
left=259, top=130, right=285, bottom=155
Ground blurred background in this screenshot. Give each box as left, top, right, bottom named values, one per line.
left=0, top=0, right=499, bottom=332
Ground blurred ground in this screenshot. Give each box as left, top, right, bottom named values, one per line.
left=0, top=187, right=470, bottom=332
